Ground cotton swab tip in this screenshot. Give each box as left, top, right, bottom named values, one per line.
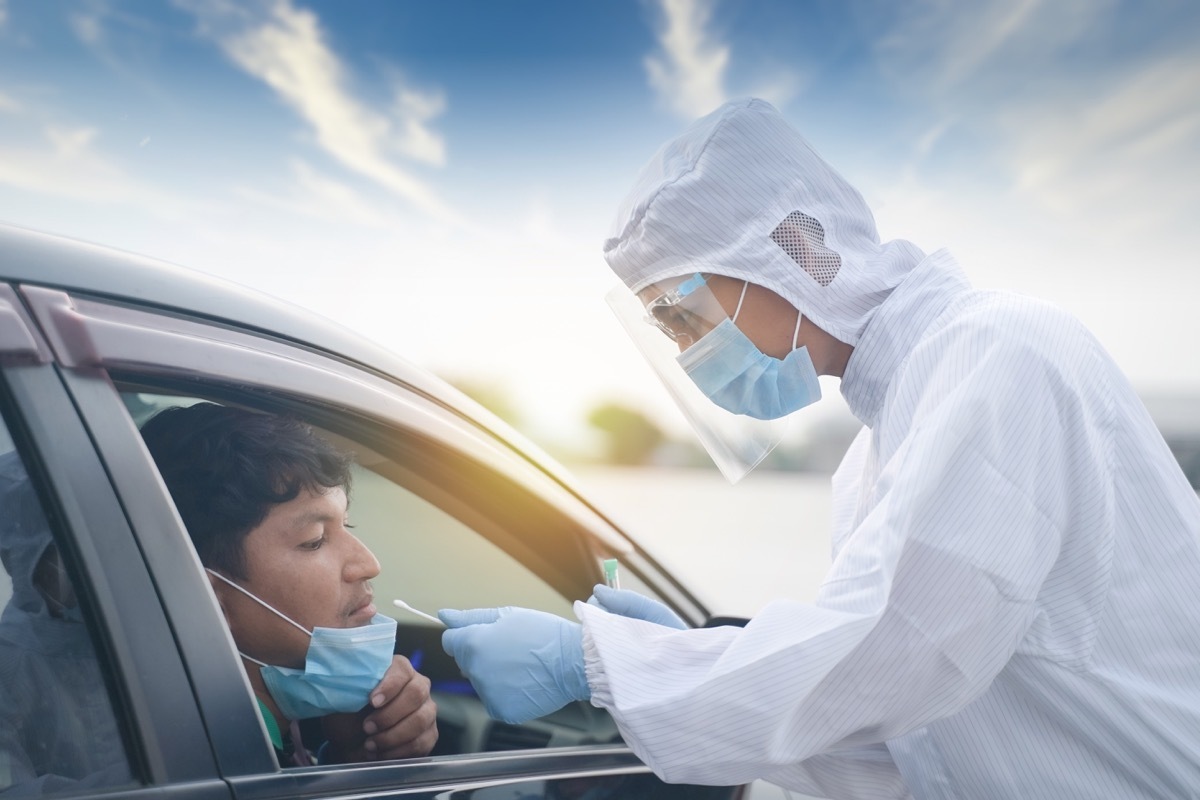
left=392, top=598, right=446, bottom=627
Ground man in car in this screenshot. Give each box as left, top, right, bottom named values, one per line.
left=140, top=403, right=437, bottom=766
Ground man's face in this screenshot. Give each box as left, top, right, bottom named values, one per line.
left=212, top=485, right=381, bottom=669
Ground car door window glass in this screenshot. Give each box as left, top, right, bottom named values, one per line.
left=0, top=408, right=136, bottom=796
left=346, top=463, right=621, bottom=755
left=124, top=390, right=621, bottom=760
left=350, top=464, right=574, bottom=622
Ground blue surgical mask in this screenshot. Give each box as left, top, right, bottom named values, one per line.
left=677, top=289, right=821, bottom=420
left=207, top=569, right=397, bottom=720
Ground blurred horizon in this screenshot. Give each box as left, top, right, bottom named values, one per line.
left=445, top=374, right=1200, bottom=489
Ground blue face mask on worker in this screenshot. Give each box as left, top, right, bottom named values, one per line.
left=676, top=280, right=822, bottom=420
left=207, top=569, right=396, bottom=720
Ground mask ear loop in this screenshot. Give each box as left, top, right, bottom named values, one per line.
left=731, top=280, right=750, bottom=323
left=734, top=280, right=803, bottom=353
left=206, top=569, right=312, bottom=667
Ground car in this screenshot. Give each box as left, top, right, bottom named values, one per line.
left=0, top=222, right=752, bottom=800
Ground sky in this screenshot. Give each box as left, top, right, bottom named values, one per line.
left=1, top=0, right=1198, bottom=452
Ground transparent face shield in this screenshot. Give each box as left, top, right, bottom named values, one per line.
left=605, top=273, right=788, bottom=483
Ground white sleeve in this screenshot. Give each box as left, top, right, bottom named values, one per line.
left=579, top=610, right=911, bottom=798
left=580, top=332, right=1095, bottom=796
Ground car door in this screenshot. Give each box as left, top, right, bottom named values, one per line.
left=0, top=283, right=233, bottom=799
left=14, top=278, right=743, bottom=800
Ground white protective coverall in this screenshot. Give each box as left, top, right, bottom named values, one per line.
left=582, top=99, right=1200, bottom=799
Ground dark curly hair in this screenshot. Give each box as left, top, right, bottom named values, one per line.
left=140, top=403, right=353, bottom=579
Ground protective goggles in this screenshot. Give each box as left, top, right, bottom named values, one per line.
left=640, top=273, right=731, bottom=348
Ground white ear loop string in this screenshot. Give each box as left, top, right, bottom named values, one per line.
left=732, top=280, right=750, bottom=323
left=733, top=279, right=803, bottom=353
left=207, top=568, right=312, bottom=667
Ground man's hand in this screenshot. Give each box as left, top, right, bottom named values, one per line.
left=322, top=655, right=438, bottom=762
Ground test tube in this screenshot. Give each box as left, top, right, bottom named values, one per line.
left=603, top=558, right=621, bottom=590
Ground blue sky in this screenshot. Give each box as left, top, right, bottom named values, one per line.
left=1, top=0, right=1198, bottom=449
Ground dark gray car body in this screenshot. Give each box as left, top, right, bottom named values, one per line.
left=0, top=223, right=742, bottom=800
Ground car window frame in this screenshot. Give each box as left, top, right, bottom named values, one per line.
left=21, top=283, right=704, bottom=618
left=19, top=282, right=731, bottom=797
left=0, top=283, right=231, bottom=798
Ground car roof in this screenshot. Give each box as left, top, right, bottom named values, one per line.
left=0, top=222, right=575, bottom=487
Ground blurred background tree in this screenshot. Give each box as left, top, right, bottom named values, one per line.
left=587, top=402, right=665, bottom=466
left=446, top=378, right=523, bottom=429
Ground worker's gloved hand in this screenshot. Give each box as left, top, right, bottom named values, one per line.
left=439, top=607, right=589, bottom=724
left=587, top=584, right=688, bottom=630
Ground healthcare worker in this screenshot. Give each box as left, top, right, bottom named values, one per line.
left=440, top=98, right=1200, bottom=799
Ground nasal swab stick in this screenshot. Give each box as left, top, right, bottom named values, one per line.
left=392, top=598, right=446, bottom=627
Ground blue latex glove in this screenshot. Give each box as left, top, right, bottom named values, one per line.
left=439, top=607, right=589, bottom=724
left=587, top=584, right=688, bottom=630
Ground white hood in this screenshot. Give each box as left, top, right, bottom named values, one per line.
left=603, top=98, right=926, bottom=346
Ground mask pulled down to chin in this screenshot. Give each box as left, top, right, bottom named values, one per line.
left=207, top=568, right=396, bottom=720
left=255, top=613, right=397, bottom=720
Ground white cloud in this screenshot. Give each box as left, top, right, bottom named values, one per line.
left=233, top=159, right=410, bottom=231
left=177, top=0, right=458, bottom=224
left=872, top=0, right=1111, bottom=94
left=644, top=0, right=801, bottom=119
left=745, top=71, right=802, bottom=113
left=391, top=85, right=446, bottom=165
left=0, top=0, right=9, bottom=30
left=1005, top=54, right=1200, bottom=221
left=0, top=123, right=187, bottom=214
left=868, top=1, right=1199, bottom=261
left=864, top=38, right=1200, bottom=392
left=45, top=124, right=98, bottom=158
left=645, top=0, right=729, bottom=119
left=913, top=116, right=956, bottom=160
left=69, top=9, right=104, bottom=44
